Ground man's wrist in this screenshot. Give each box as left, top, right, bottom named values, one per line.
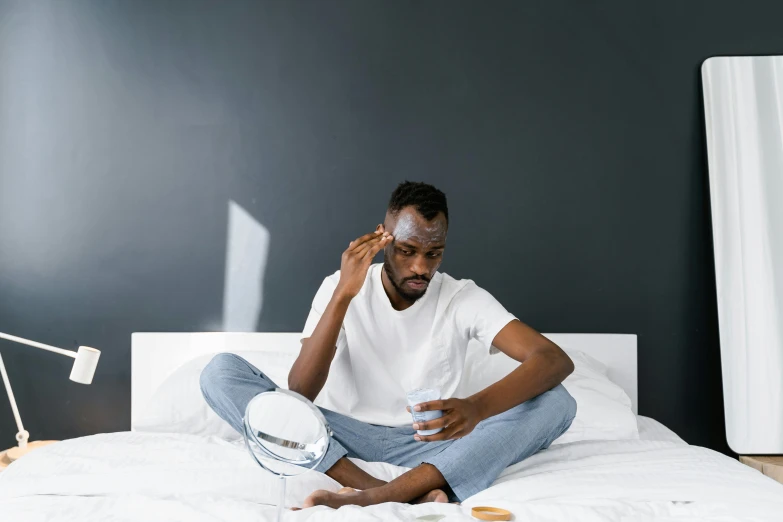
left=466, top=393, right=491, bottom=422
left=332, top=286, right=354, bottom=306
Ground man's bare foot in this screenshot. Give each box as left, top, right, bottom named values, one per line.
left=414, top=489, right=449, bottom=504
left=303, top=489, right=370, bottom=509
left=291, top=487, right=359, bottom=510
left=336, top=486, right=448, bottom=505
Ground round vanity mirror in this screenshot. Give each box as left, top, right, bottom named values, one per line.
left=243, top=389, right=331, bottom=518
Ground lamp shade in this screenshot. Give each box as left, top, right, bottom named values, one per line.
left=69, top=346, right=101, bottom=384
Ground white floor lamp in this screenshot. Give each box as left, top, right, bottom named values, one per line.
left=0, top=331, right=100, bottom=462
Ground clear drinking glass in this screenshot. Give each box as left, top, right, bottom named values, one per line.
left=406, top=388, right=444, bottom=436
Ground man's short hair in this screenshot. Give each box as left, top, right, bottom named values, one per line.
left=387, top=181, right=449, bottom=224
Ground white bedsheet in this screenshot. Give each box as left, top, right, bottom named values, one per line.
left=637, top=415, right=683, bottom=443
left=1, top=421, right=781, bottom=521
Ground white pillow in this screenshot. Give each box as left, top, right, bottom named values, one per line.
left=456, top=346, right=638, bottom=444
left=134, top=350, right=296, bottom=441
left=137, top=346, right=638, bottom=445
left=556, top=350, right=638, bottom=443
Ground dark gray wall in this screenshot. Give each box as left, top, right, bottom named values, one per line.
left=2, top=0, right=782, bottom=454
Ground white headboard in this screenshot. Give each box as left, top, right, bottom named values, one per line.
left=131, top=332, right=638, bottom=428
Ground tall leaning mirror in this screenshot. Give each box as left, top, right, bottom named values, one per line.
left=702, top=55, right=783, bottom=454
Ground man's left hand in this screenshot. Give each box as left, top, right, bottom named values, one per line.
left=407, top=397, right=484, bottom=441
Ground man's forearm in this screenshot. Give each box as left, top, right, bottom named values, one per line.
left=468, top=348, right=573, bottom=422
left=288, top=289, right=352, bottom=401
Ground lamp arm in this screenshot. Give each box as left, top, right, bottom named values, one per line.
left=0, top=331, right=79, bottom=449
left=0, top=332, right=77, bottom=359
left=0, top=331, right=100, bottom=388
left=0, top=352, right=29, bottom=448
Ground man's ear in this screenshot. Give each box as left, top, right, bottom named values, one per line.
left=377, top=223, right=385, bottom=233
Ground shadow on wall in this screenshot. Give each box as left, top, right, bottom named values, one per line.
left=221, top=200, right=270, bottom=332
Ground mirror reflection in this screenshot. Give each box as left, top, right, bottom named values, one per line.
left=243, top=389, right=330, bottom=477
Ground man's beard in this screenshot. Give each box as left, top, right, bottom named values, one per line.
left=383, top=259, right=430, bottom=303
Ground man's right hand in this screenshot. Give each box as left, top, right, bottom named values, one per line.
left=336, top=228, right=393, bottom=298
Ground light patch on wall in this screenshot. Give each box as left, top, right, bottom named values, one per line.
left=222, top=200, right=270, bottom=331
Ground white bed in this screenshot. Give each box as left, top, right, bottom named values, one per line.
left=1, top=333, right=782, bottom=521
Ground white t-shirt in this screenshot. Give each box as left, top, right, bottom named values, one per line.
left=300, top=263, right=517, bottom=427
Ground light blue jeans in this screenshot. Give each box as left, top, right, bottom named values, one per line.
left=200, top=353, right=576, bottom=502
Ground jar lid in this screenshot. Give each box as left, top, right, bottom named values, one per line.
left=471, top=506, right=512, bottom=521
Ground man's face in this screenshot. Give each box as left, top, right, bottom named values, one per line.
left=380, top=206, right=448, bottom=302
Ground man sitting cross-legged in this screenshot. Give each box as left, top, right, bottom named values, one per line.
left=200, top=181, right=576, bottom=508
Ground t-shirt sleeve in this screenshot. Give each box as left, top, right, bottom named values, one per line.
left=453, top=282, right=517, bottom=355
left=300, top=274, right=347, bottom=346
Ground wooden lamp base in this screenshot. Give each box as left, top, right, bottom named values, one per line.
left=2, top=440, right=58, bottom=468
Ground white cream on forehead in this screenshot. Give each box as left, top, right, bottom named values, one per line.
left=391, top=213, right=418, bottom=241
left=391, top=213, right=446, bottom=244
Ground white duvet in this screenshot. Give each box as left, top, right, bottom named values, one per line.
left=1, top=419, right=782, bottom=521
